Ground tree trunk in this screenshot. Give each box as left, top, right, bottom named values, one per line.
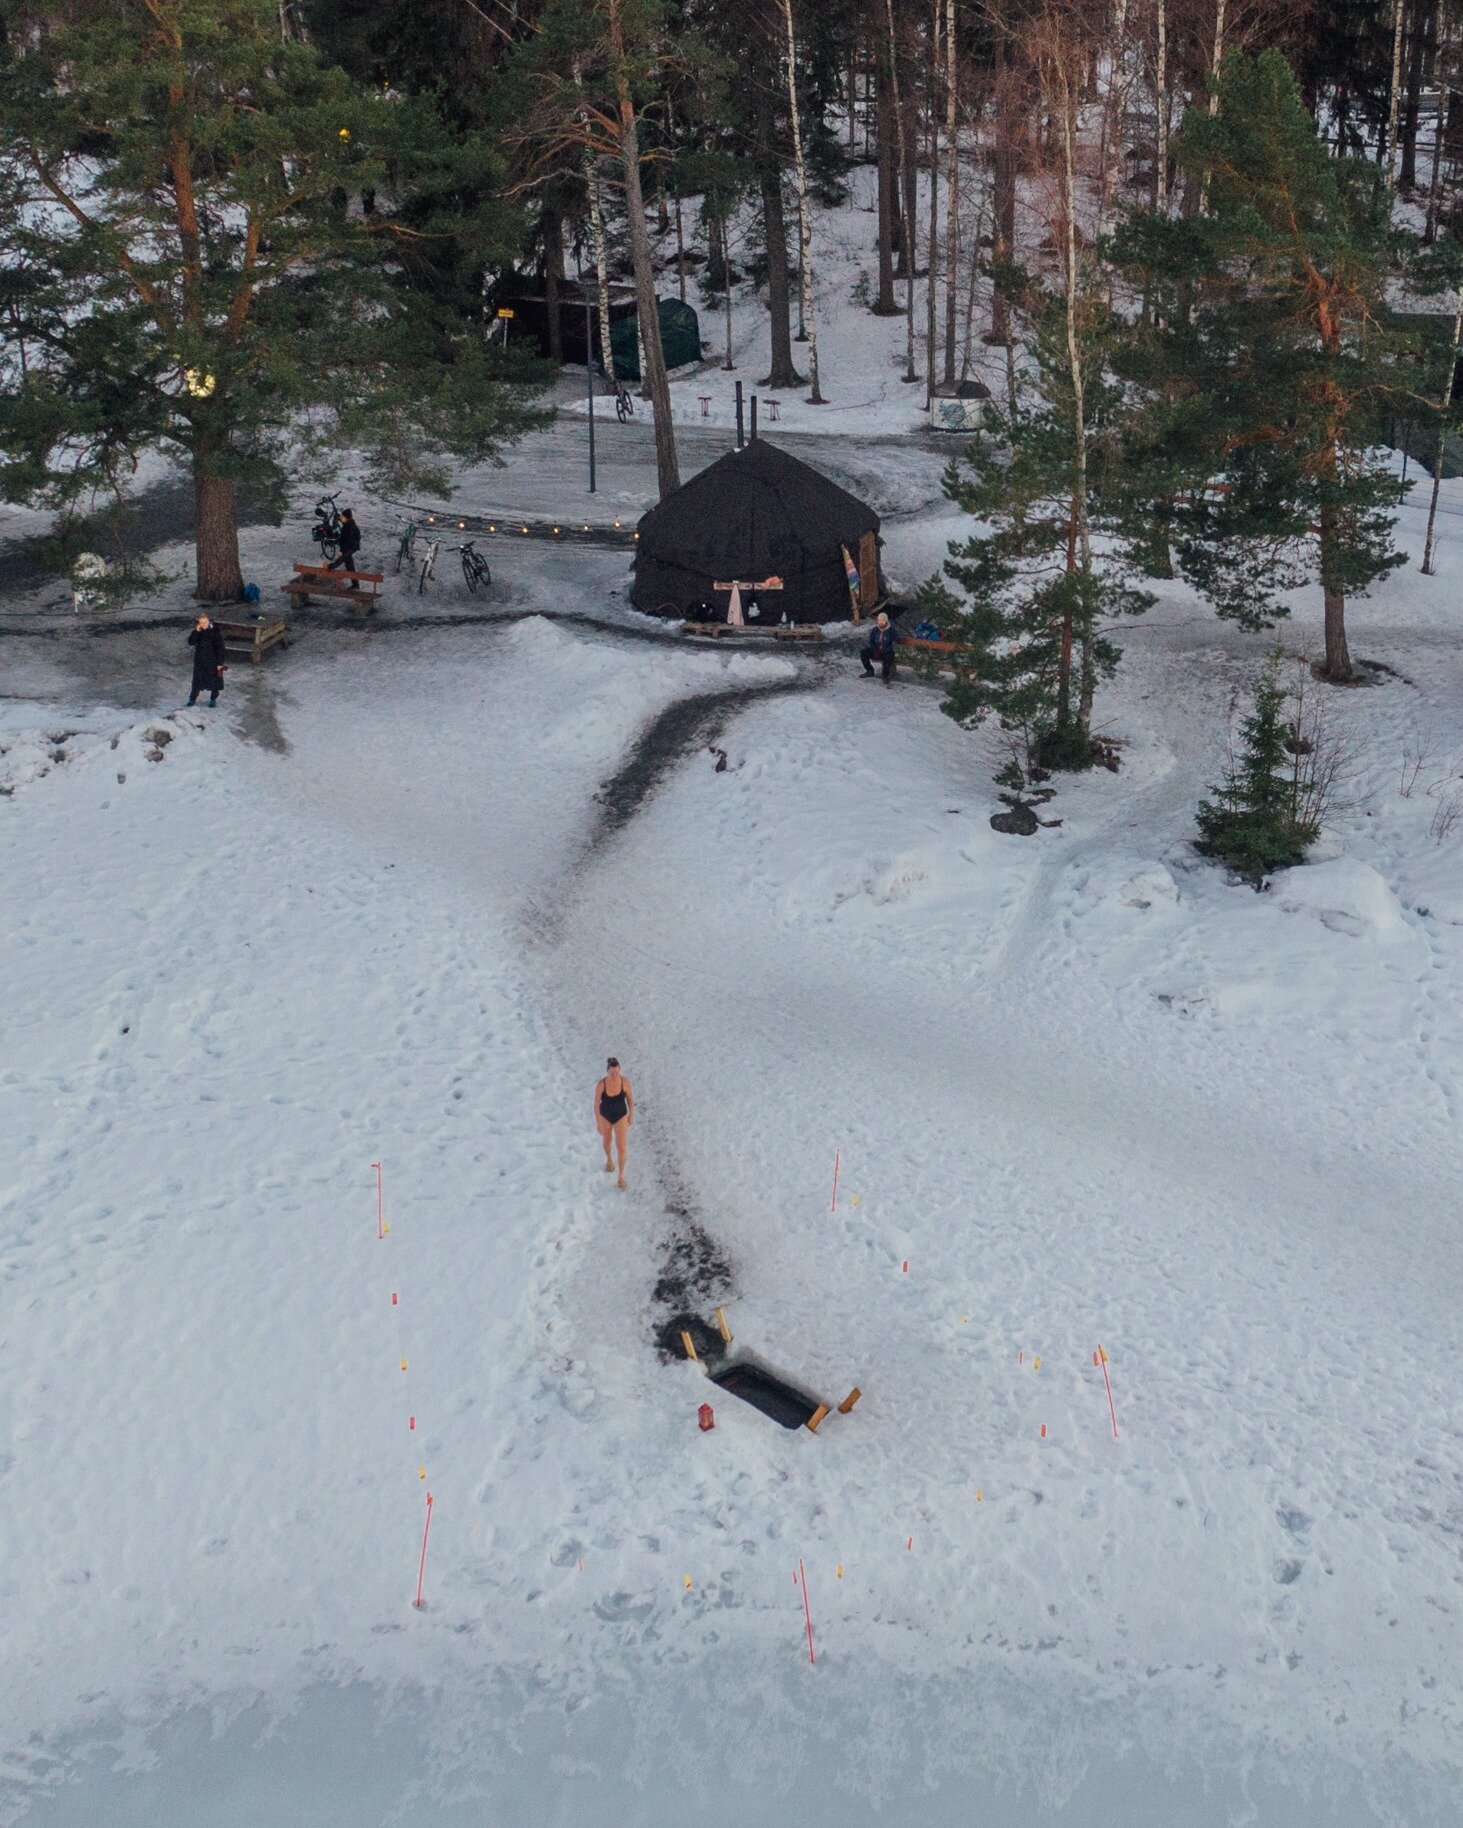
left=1423, top=81, right=1446, bottom=242
left=885, top=0, right=917, bottom=381
left=675, top=193, right=687, bottom=303
left=1400, top=0, right=1432, bottom=193
left=926, top=0, right=940, bottom=400
left=756, top=84, right=804, bottom=388
left=1198, top=0, right=1224, bottom=217
left=193, top=441, right=243, bottom=602
left=724, top=219, right=736, bottom=369
left=543, top=203, right=564, bottom=364
left=989, top=50, right=1017, bottom=344
left=1322, top=575, right=1352, bottom=680
left=1384, top=0, right=1406, bottom=180
left=783, top=0, right=825, bottom=401
left=874, top=35, right=900, bottom=313
left=1155, top=0, right=1169, bottom=213
left=609, top=0, right=678, bottom=497
left=942, top=0, right=959, bottom=385
left=1057, top=73, right=1093, bottom=736
left=586, top=161, right=616, bottom=391
left=1095, top=0, right=1130, bottom=246
left=1318, top=495, right=1353, bottom=680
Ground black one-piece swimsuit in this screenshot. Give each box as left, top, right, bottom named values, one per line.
left=599, top=1082, right=628, bottom=1123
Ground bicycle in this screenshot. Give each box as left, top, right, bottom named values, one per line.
left=417, top=533, right=441, bottom=594
left=455, top=541, right=492, bottom=596
left=395, top=520, right=419, bottom=574
left=310, top=493, right=342, bottom=562
left=614, top=386, right=634, bottom=424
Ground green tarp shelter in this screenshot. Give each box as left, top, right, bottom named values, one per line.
left=610, top=298, right=701, bottom=381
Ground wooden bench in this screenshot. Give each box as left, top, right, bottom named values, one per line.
left=891, top=634, right=975, bottom=678
left=682, top=620, right=824, bottom=642
left=281, top=562, right=384, bottom=610
left=215, top=616, right=291, bottom=664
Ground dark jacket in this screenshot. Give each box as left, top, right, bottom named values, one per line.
left=188, top=624, right=228, bottom=690
left=864, top=623, right=896, bottom=661
left=338, top=516, right=361, bottom=557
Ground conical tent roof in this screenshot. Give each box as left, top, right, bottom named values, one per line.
left=631, top=439, right=881, bottom=623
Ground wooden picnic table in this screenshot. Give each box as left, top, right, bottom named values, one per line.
left=214, top=615, right=291, bottom=664
left=281, top=561, right=383, bottom=610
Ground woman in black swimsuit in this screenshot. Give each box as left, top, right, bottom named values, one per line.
left=594, top=1057, right=634, bottom=1189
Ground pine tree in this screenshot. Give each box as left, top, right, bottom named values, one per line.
left=932, top=278, right=1153, bottom=776
left=1112, top=51, right=1424, bottom=680
left=1196, top=662, right=1322, bottom=887
left=0, top=0, right=540, bottom=601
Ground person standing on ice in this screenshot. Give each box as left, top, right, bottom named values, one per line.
left=187, top=614, right=228, bottom=707
left=860, top=611, right=896, bottom=684
left=594, top=1057, right=634, bottom=1190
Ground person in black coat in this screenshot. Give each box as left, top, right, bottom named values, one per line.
left=860, top=611, right=897, bottom=684
left=329, top=507, right=362, bottom=589
left=187, top=614, right=228, bottom=707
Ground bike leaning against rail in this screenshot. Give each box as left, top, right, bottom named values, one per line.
left=455, top=541, right=491, bottom=596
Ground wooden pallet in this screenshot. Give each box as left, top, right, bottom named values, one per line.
left=215, top=616, right=291, bottom=664
left=681, top=620, right=824, bottom=642
left=281, top=561, right=384, bottom=610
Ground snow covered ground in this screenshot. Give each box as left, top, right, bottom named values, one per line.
left=3, top=313, right=1463, bottom=1824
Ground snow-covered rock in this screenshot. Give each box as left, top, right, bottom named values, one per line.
left=1270, top=856, right=1409, bottom=940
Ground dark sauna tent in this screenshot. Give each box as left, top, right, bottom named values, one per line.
left=630, top=439, right=884, bottom=625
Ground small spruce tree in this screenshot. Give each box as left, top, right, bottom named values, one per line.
left=1196, top=665, right=1320, bottom=887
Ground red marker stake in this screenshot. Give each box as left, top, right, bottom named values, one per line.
left=1097, top=1344, right=1119, bottom=1439
left=798, top=1558, right=815, bottom=1665
left=413, top=1492, right=434, bottom=1609
left=373, top=1161, right=383, bottom=1240
left=829, top=1149, right=841, bottom=1213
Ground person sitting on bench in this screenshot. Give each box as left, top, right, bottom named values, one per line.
left=329, top=507, right=362, bottom=589
left=861, top=611, right=896, bottom=683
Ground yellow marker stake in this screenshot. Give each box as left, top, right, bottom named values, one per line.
left=960, top=1315, right=969, bottom=1324
left=382, top=1222, right=390, bottom=1234
left=836, top=1564, right=844, bottom=1579
left=976, top=1488, right=983, bottom=1503
left=851, top=1196, right=860, bottom=1206
left=1034, top=1356, right=1041, bottom=1371
left=1100, top=1347, right=1109, bottom=1363
left=683, top=1574, right=693, bottom=1590
left=400, top=1359, right=408, bottom=1372
left=418, top=1466, right=426, bottom=1481
left=715, top=1306, right=732, bottom=1344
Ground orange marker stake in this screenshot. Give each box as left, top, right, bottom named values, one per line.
left=1040, top=1424, right=1047, bottom=1439
left=1097, top=1342, right=1119, bottom=1438
left=901, top=1260, right=909, bottom=1275
left=798, top=1558, right=816, bottom=1665
left=906, top=1535, right=913, bottom=1551
left=413, top=1491, right=434, bottom=1608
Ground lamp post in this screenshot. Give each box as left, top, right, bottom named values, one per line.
left=583, top=283, right=598, bottom=496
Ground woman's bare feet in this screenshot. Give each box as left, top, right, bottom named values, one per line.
left=616, top=1175, right=627, bottom=1191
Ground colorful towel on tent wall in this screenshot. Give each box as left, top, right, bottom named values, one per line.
left=841, top=545, right=861, bottom=613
